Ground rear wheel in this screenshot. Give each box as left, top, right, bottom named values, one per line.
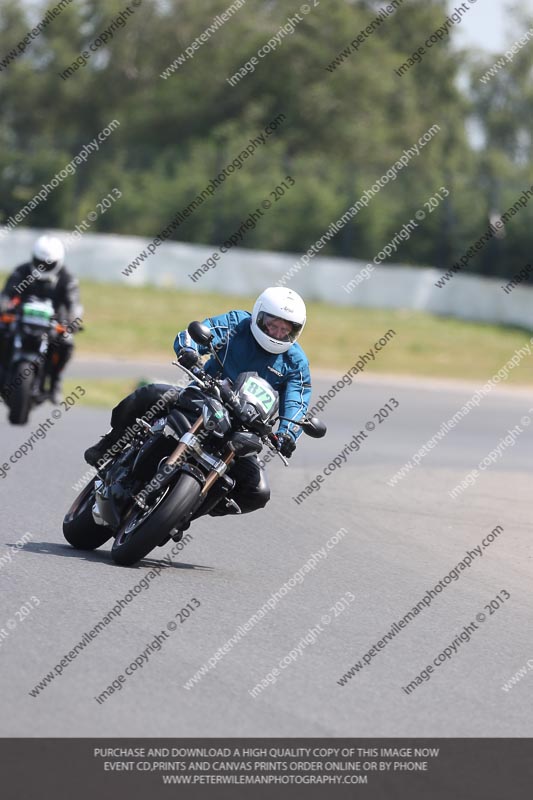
left=8, top=360, right=34, bottom=425
left=111, top=473, right=202, bottom=566
left=63, top=477, right=113, bottom=550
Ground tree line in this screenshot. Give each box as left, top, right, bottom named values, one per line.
left=0, top=0, right=531, bottom=281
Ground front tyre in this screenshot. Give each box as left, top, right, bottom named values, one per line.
left=111, top=473, right=202, bottom=566
left=63, top=477, right=113, bottom=550
left=8, top=360, right=34, bottom=425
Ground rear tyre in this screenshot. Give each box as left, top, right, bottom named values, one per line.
left=111, top=473, right=202, bottom=566
left=8, top=360, right=34, bottom=425
left=63, top=477, right=113, bottom=550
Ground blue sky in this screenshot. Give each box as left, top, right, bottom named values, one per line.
left=20, top=0, right=533, bottom=55
left=450, top=0, right=533, bottom=54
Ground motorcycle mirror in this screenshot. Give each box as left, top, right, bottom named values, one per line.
left=187, top=321, right=214, bottom=346
left=300, top=416, right=327, bottom=438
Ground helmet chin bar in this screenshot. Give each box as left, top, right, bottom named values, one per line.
left=250, top=323, right=293, bottom=355
left=33, top=258, right=58, bottom=273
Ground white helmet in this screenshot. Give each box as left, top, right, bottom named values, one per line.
left=251, top=287, right=306, bottom=355
left=32, top=235, right=65, bottom=280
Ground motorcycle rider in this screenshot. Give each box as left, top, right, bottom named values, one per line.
left=0, top=235, right=81, bottom=403
left=84, top=287, right=311, bottom=516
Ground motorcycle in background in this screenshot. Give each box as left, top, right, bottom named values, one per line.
left=0, top=296, right=71, bottom=425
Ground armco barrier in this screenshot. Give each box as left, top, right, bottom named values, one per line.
left=0, top=228, right=531, bottom=330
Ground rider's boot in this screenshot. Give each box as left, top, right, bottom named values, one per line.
left=84, top=429, right=122, bottom=467
left=49, top=376, right=63, bottom=404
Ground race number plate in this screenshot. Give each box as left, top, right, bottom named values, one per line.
left=242, top=376, right=276, bottom=413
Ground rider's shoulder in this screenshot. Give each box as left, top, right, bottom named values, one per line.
left=12, top=262, right=31, bottom=275
left=58, top=264, right=74, bottom=278
left=283, top=341, right=310, bottom=371
left=225, top=309, right=251, bottom=327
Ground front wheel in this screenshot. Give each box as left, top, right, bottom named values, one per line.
left=8, top=360, right=34, bottom=425
left=63, top=477, right=114, bottom=550
left=111, top=473, right=202, bottom=566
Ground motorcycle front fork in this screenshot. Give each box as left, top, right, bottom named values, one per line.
left=166, top=414, right=236, bottom=498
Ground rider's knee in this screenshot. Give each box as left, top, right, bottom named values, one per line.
left=255, top=483, right=270, bottom=509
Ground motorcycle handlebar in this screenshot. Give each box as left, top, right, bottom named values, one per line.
left=174, top=358, right=289, bottom=461
left=217, top=380, right=240, bottom=410
left=181, top=361, right=236, bottom=405
left=201, top=371, right=241, bottom=414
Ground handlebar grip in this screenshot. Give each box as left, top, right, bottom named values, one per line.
left=219, top=382, right=239, bottom=410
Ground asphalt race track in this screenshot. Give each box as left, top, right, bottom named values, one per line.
left=1, top=363, right=532, bottom=736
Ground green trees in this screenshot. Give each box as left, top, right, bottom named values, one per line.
left=0, top=0, right=530, bottom=280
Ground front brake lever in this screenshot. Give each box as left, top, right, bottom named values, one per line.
left=264, top=436, right=289, bottom=466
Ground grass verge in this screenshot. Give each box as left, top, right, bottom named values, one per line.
left=71, top=281, right=533, bottom=381
left=1, top=276, right=532, bottom=407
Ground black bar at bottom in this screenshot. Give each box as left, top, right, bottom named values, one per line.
left=2, top=738, right=532, bottom=799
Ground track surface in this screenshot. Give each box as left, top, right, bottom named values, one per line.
left=1, top=369, right=532, bottom=736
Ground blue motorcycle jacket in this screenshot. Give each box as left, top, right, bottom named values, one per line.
left=174, top=310, right=312, bottom=441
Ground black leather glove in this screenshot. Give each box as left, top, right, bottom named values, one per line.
left=177, top=347, right=199, bottom=369
left=275, top=432, right=296, bottom=458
